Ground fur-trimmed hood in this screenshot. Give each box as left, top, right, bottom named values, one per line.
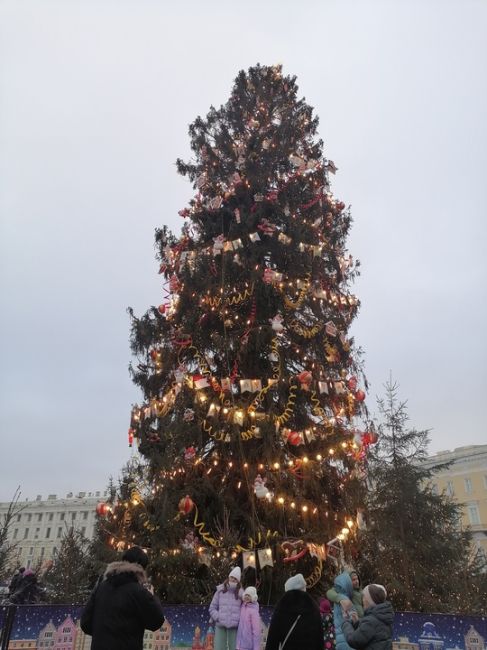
left=104, top=561, right=148, bottom=588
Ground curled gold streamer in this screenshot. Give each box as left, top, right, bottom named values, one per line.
left=275, top=384, right=298, bottom=426
left=305, top=558, right=323, bottom=588
left=310, top=390, right=326, bottom=420
left=193, top=505, right=219, bottom=547
left=280, top=274, right=310, bottom=311
left=288, top=319, right=324, bottom=338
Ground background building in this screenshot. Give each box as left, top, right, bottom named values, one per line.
left=423, top=445, right=487, bottom=558
left=0, top=491, right=107, bottom=569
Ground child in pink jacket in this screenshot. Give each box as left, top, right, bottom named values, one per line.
left=236, top=586, right=262, bottom=650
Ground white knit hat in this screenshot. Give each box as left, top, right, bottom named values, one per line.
left=244, top=586, right=258, bottom=602
left=229, top=566, right=241, bottom=582
left=285, top=573, right=307, bottom=592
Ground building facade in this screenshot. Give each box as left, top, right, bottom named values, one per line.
left=423, top=445, right=487, bottom=558
left=0, top=491, right=107, bottom=569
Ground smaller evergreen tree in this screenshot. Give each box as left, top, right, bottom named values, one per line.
left=359, top=378, right=486, bottom=614
left=0, top=488, right=24, bottom=582
left=44, top=526, right=91, bottom=604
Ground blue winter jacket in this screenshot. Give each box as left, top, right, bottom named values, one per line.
left=332, top=572, right=356, bottom=650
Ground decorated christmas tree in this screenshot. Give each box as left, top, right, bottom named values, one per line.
left=99, top=64, right=374, bottom=603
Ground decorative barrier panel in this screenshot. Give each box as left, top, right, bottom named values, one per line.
left=0, top=604, right=485, bottom=650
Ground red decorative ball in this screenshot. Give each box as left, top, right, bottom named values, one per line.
left=158, top=304, right=166, bottom=314
left=178, top=495, right=194, bottom=516
left=355, top=389, right=366, bottom=402
left=287, top=431, right=302, bottom=446
left=96, top=502, right=109, bottom=517
left=347, top=376, right=358, bottom=392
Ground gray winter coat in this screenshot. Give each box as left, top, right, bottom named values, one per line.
left=342, top=602, right=394, bottom=650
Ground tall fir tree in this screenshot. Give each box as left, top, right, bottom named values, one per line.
left=101, top=64, right=375, bottom=603
left=359, top=379, right=487, bottom=614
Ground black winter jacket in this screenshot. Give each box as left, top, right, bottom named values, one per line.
left=265, top=590, right=323, bottom=650
left=80, top=561, right=165, bottom=650
left=342, top=602, right=394, bottom=650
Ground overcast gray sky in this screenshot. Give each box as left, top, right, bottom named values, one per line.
left=1, top=0, right=486, bottom=502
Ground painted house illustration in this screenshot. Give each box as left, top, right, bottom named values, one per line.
left=143, top=618, right=172, bottom=650
left=418, top=623, right=445, bottom=650
left=465, top=626, right=485, bottom=650
left=393, top=637, right=420, bottom=650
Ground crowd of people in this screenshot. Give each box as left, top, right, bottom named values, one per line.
left=6, top=552, right=393, bottom=650
left=208, top=566, right=393, bottom=650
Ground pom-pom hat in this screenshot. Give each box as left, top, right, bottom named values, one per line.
left=229, top=566, right=241, bottom=581
left=243, top=586, right=258, bottom=602
left=284, top=573, right=307, bottom=592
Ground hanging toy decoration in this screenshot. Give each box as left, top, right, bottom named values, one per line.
left=254, top=474, right=271, bottom=499
left=178, top=495, right=195, bottom=516
left=354, top=389, right=366, bottom=402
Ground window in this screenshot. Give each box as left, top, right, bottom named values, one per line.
left=60, top=513, right=65, bottom=521
left=27, top=514, right=32, bottom=522
left=57, top=527, right=63, bottom=539
left=29, top=547, right=34, bottom=555
left=34, top=527, right=40, bottom=539
left=468, top=504, right=480, bottom=525
left=83, top=511, right=89, bottom=520
left=16, top=514, right=21, bottom=522
left=81, top=527, right=86, bottom=536
left=46, top=527, right=51, bottom=539
left=40, top=547, right=45, bottom=557
left=24, top=528, right=29, bottom=539
left=48, top=513, right=54, bottom=521
left=446, top=481, right=454, bottom=496
left=13, top=528, right=18, bottom=539
left=37, top=513, right=42, bottom=522
left=465, top=478, right=473, bottom=493
left=71, top=512, right=76, bottom=521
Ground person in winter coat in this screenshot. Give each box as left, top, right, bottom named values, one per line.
left=327, top=570, right=364, bottom=619
left=265, top=573, right=323, bottom=650
left=209, top=567, right=244, bottom=650
left=320, top=597, right=336, bottom=650
left=10, top=569, right=44, bottom=604
left=8, top=567, right=25, bottom=598
left=80, top=546, right=165, bottom=650
left=341, top=584, right=393, bottom=650
left=236, top=586, right=262, bottom=650
left=330, top=571, right=357, bottom=650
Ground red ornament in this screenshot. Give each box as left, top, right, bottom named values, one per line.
left=169, top=274, right=180, bottom=293
left=347, top=376, right=358, bottom=392
left=96, top=502, right=109, bottom=517
left=287, top=431, right=302, bottom=446
left=128, top=428, right=135, bottom=447
left=354, top=389, right=366, bottom=402
left=178, top=495, right=194, bottom=516
left=158, top=304, right=166, bottom=315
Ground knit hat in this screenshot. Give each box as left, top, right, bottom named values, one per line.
left=244, top=586, right=258, bottom=602
left=319, top=597, right=332, bottom=614
left=284, top=573, right=307, bottom=592
left=229, top=566, right=241, bottom=582
left=122, top=546, right=149, bottom=569
left=363, top=584, right=387, bottom=605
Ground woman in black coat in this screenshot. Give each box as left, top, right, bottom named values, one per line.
left=341, top=584, right=394, bottom=650
left=81, top=547, right=165, bottom=650
left=265, top=574, right=323, bottom=650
